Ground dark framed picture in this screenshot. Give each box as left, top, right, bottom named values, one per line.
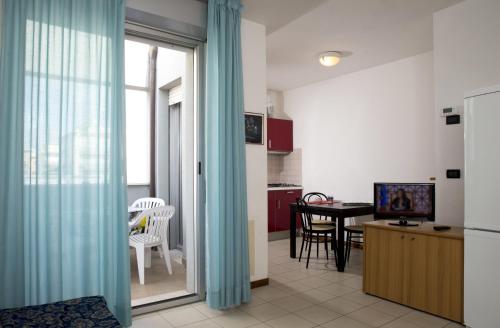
left=244, top=112, right=264, bottom=144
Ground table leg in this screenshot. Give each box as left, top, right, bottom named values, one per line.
left=331, top=215, right=335, bottom=250
left=337, top=216, right=345, bottom=272
left=290, top=206, right=297, bottom=258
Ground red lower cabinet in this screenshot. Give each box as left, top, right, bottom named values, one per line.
left=268, top=189, right=302, bottom=232
left=268, top=191, right=277, bottom=232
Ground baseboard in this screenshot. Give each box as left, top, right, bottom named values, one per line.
left=250, top=278, right=269, bottom=289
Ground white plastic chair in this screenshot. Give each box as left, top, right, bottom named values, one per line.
left=129, top=206, right=175, bottom=285
left=129, top=197, right=165, bottom=229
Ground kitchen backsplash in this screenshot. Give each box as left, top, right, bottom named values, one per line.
left=268, top=149, right=302, bottom=185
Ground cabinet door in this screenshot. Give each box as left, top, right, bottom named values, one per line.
left=284, top=189, right=302, bottom=230
left=275, top=191, right=290, bottom=231
left=404, top=233, right=429, bottom=311
left=364, top=228, right=406, bottom=303
left=267, top=191, right=277, bottom=232
left=267, top=118, right=293, bottom=152
left=275, top=189, right=302, bottom=231
left=419, top=236, right=463, bottom=322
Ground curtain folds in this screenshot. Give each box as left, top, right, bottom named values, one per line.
left=205, top=0, right=251, bottom=309
left=0, top=0, right=131, bottom=325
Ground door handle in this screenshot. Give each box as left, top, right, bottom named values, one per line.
left=411, top=237, right=416, bottom=241
left=277, top=200, right=281, bottom=209
left=269, top=140, right=272, bottom=148
left=286, top=191, right=294, bottom=194
left=401, top=235, right=405, bottom=239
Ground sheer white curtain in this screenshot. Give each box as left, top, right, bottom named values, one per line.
left=0, top=0, right=131, bottom=325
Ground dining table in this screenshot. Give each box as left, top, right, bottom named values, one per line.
left=289, top=202, right=374, bottom=272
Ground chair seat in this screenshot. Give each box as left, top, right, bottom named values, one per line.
left=305, top=225, right=336, bottom=233
left=311, top=219, right=335, bottom=226
left=129, top=233, right=162, bottom=247
left=345, top=225, right=364, bottom=233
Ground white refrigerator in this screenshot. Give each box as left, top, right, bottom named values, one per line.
left=464, top=85, right=500, bottom=328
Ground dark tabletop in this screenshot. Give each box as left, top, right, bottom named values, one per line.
left=290, top=202, right=374, bottom=217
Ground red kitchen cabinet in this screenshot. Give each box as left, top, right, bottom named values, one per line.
left=267, top=118, right=293, bottom=153
left=268, top=189, right=302, bottom=232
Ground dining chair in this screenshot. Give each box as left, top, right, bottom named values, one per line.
left=296, top=198, right=337, bottom=268
left=302, top=192, right=335, bottom=226
left=129, top=197, right=165, bottom=230
left=302, top=192, right=337, bottom=253
left=130, top=197, right=165, bottom=211
left=129, top=206, right=175, bottom=285
left=345, top=217, right=364, bottom=263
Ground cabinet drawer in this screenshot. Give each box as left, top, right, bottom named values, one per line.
left=280, top=189, right=301, bottom=199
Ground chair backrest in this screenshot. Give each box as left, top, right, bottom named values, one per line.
left=296, top=198, right=313, bottom=230
left=303, top=192, right=327, bottom=203
left=302, top=192, right=328, bottom=221
left=131, top=197, right=165, bottom=210
left=141, top=206, right=175, bottom=238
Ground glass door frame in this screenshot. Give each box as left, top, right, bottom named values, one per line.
left=125, top=21, right=206, bottom=316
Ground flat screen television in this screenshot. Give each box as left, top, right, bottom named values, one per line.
left=374, top=183, right=435, bottom=221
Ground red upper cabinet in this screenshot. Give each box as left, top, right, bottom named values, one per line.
left=267, top=118, right=293, bottom=153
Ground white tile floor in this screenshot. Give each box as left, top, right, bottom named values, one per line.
left=132, top=238, right=464, bottom=328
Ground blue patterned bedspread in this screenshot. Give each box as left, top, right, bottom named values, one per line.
left=0, top=296, right=121, bottom=327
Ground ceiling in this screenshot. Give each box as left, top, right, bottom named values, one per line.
left=243, top=0, right=463, bottom=91
left=241, top=0, right=328, bottom=34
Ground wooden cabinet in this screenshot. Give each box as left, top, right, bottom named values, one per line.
left=363, top=221, right=464, bottom=323
left=268, top=189, right=302, bottom=232
left=364, top=227, right=406, bottom=303
left=267, top=118, right=293, bottom=153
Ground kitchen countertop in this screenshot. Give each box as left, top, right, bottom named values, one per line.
left=267, top=186, right=303, bottom=191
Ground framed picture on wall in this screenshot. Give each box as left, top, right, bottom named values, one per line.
left=244, top=112, right=264, bottom=145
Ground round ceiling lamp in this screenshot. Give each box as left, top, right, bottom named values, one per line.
left=318, top=51, right=342, bottom=67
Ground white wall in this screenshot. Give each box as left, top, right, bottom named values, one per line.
left=433, top=0, right=500, bottom=226
left=127, top=185, right=149, bottom=205
left=284, top=52, right=435, bottom=205
left=241, top=19, right=268, bottom=282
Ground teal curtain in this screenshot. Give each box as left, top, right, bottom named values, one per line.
left=0, top=0, right=131, bottom=325
left=205, top=0, right=251, bottom=309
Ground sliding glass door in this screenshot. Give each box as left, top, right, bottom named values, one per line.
left=124, top=30, right=204, bottom=311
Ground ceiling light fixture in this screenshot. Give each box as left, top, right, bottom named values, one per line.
left=318, top=51, right=342, bottom=67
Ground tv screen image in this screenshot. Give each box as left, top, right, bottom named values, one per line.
left=374, top=183, right=435, bottom=221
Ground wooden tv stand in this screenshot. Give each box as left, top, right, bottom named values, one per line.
left=363, top=220, right=464, bottom=323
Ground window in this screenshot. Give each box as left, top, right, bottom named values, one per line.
left=125, top=40, right=150, bottom=185
left=23, top=19, right=111, bottom=185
